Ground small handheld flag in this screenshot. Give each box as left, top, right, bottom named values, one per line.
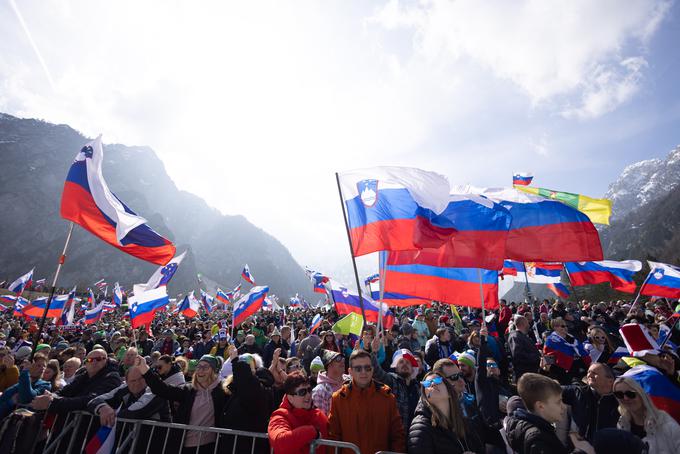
left=241, top=264, right=255, bottom=285
left=113, top=282, right=123, bottom=307
left=310, top=314, right=323, bottom=333
left=129, top=285, right=170, bottom=328
left=512, top=172, right=534, bottom=186
left=233, top=286, right=269, bottom=326
left=8, top=268, right=34, bottom=294
left=143, top=251, right=187, bottom=290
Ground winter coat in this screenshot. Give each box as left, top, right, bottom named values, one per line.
left=268, top=396, right=328, bottom=454
left=0, top=369, right=51, bottom=419
left=328, top=380, right=406, bottom=454
left=561, top=384, right=619, bottom=441
left=87, top=382, right=171, bottom=421
left=505, top=409, right=577, bottom=454
left=0, top=365, right=19, bottom=392
left=618, top=410, right=680, bottom=453
left=370, top=351, right=420, bottom=433
left=49, top=360, right=122, bottom=413
left=424, top=336, right=452, bottom=368
left=312, top=371, right=350, bottom=415
left=408, top=400, right=483, bottom=454
left=507, top=330, right=541, bottom=381
left=263, top=339, right=290, bottom=368
left=475, top=339, right=513, bottom=428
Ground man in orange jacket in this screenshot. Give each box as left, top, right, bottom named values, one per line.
left=328, top=349, right=406, bottom=454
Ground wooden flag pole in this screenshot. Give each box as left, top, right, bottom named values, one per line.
left=31, top=222, right=75, bottom=360
left=334, top=172, right=367, bottom=329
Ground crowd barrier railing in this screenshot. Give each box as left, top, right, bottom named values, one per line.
left=39, top=411, right=368, bottom=454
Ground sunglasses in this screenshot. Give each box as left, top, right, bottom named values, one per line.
left=422, top=376, right=444, bottom=388
left=351, top=365, right=373, bottom=373
left=445, top=372, right=463, bottom=381
left=614, top=390, right=638, bottom=400
left=487, top=363, right=499, bottom=369
left=86, top=357, right=106, bottom=363
left=290, top=387, right=312, bottom=397
left=196, top=364, right=213, bottom=371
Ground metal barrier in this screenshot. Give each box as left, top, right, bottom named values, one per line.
left=309, top=439, right=361, bottom=454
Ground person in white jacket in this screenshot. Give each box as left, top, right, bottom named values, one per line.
left=614, top=376, right=680, bottom=453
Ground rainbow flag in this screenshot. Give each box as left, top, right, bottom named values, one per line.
left=514, top=185, right=611, bottom=225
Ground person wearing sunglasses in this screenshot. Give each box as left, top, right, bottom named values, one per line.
left=543, top=317, right=590, bottom=385
left=614, top=376, right=680, bottom=452
left=408, top=372, right=481, bottom=454
left=474, top=327, right=513, bottom=430
left=584, top=326, right=615, bottom=364
left=268, top=371, right=328, bottom=454
left=328, top=349, right=406, bottom=454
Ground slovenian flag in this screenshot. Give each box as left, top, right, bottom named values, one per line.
left=22, top=294, right=69, bottom=318
left=60, top=136, right=176, bottom=265
left=58, top=289, right=77, bottom=326
left=365, top=273, right=427, bottom=307
left=241, top=264, right=255, bottom=285
left=85, top=300, right=105, bottom=325
left=8, top=268, right=34, bottom=294
left=234, top=286, right=269, bottom=326
left=641, top=261, right=680, bottom=299
left=501, top=260, right=520, bottom=277
left=200, top=289, right=214, bottom=314
left=328, top=280, right=395, bottom=326
left=129, top=286, right=169, bottom=328
left=143, top=251, right=187, bottom=291
left=0, top=294, right=18, bottom=305
left=338, top=166, right=453, bottom=257
left=113, top=282, right=123, bottom=307
left=623, top=365, right=680, bottom=423
left=215, top=289, right=232, bottom=305
left=310, top=313, right=323, bottom=333
left=383, top=251, right=499, bottom=309
left=87, top=288, right=96, bottom=308
left=543, top=331, right=591, bottom=371
left=13, top=297, right=28, bottom=317
left=565, top=260, right=641, bottom=293
left=512, top=172, right=534, bottom=186
left=85, top=425, right=115, bottom=454
left=547, top=282, right=570, bottom=298
left=308, top=270, right=329, bottom=294
left=179, top=292, right=200, bottom=318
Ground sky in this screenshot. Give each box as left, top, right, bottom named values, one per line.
left=1, top=0, right=680, bottom=285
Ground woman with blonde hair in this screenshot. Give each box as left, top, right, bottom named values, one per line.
left=614, top=376, right=680, bottom=452
left=407, top=371, right=481, bottom=454
left=584, top=325, right=615, bottom=363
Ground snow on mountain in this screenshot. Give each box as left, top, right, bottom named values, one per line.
left=605, top=145, right=680, bottom=220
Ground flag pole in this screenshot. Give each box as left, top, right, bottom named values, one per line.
left=378, top=253, right=386, bottom=334
left=477, top=268, right=486, bottom=327
left=334, top=172, right=367, bottom=329
left=522, top=262, right=533, bottom=304
left=31, top=222, right=75, bottom=360
left=627, top=270, right=652, bottom=317
left=659, top=316, right=679, bottom=349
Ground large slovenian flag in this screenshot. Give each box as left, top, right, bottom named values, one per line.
left=142, top=251, right=187, bottom=291
left=412, top=192, right=512, bottom=270
left=22, top=294, right=69, bottom=318
left=200, top=289, right=214, bottom=314
left=641, top=261, right=680, bottom=299
left=129, top=286, right=169, bottom=328
left=565, top=260, right=641, bottom=293
left=8, top=268, right=34, bottom=294
left=84, top=300, right=105, bottom=325
left=234, top=286, right=269, bottom=326
left=241, top=264, right=255, bottom=285
left=543, top=331, right=591, bottom=371
left=60, top=136, right=176, bottom=265
left=179, top=292, right=200, bottom=318
left=547, top=282, right=570, bottom=298
left=512, top=172, right=533, bottom=186
left=461, top=186, right=603, bottom=262
left=623, top=365, right=680, bottom=423
left=338, top=167, right=452, bottom=257
left=383, top=251, right=499, bottom=309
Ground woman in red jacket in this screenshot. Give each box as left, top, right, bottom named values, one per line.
left=268, top=371, right=328, bottom=454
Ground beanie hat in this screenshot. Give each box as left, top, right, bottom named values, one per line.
left=310, top=356, right=325, bottom=373
left=188, top=359, right=198, bottom=372
left=320, top=349, right=342, bottom=368
left=15, top=345, right=32, bottom=361
left=198, top=354, right=221, bottom=372
left=35, top=344, right=51, bottom=353
left=456, top=350, right=476, bottom=368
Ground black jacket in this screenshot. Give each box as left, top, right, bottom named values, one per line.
left=561, top=384, right=619, bottom=442
left=507, top=330, right=541, bottom=380
left=505, top=409, right=583, bottom=454
left=475, top=338, right=513, bottom=428
left=371, top=352, right=420, bottom=434
left=407, top=400, right=483, bottom=454
left=50, top=360, right=122, bottom=413
left=87, top=382, right=171, bottom=421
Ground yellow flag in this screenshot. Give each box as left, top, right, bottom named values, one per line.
left=332, top=312, right=364, bottom=336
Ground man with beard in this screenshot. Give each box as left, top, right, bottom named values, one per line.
left=370, top=335, right=420, bottom=433
left=475, top=327, right=513, bottom=429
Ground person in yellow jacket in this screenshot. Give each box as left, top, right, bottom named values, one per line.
left=209, top=329, right=231, bottom=360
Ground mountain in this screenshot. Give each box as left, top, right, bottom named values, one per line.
left=604, top=144, right=680, bottom=221
left=0, top=113, right=314, bottom=300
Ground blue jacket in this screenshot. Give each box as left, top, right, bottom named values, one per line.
left=0, top=369, right=51, bottom=418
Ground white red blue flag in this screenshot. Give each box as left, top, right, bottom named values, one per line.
left=200, top=289, right=214, bottom=314
left=129, top=285, right=169, bottom=328
left=307, top=269, right=329, bottom=294
left=338, top=167, right=452, bottom=257
left=143, top=251, right=187, bottom=291
left=8, top=268, right=34, bottom=294
left=641, top=261, right=680, bottom=299
left=85, top=425, right=115, bottom=454
left=543, top=331, right=591, bottom=371
left=60, top=136, right=176, bottom=265
left=547, top=282, right=570, bottom=298
left=512, top=172, right=534, bottom=186
left=85, top=300, right=105, bottom=325
left=329, top=280, right=395, bottom=326
left=241, top=264, right=255, bottom=285
left=113, top=282, right=123, bottom=307
left=565, top=260, right=641, bottom=293
left=310, top=313, right=323, bottom=333
left=502, top=261, right=562, bottom=284
left=12, top=297, right=29, bottom=317
left=234, top=286, right=269, bottom=326
left=178, top=292, right=200, bottom=318
left=215, top=289, right=232, bottom=305
left=22, top=294, right=69, bottom=318
left=623, top=365, right=680, bottom=423
left=58, top=288, right=77, bottom=326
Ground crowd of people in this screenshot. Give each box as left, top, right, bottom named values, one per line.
left=0, top=296, right=678, bottom=454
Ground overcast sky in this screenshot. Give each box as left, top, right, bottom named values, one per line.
left=2, top=0, right=679, bottom=284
